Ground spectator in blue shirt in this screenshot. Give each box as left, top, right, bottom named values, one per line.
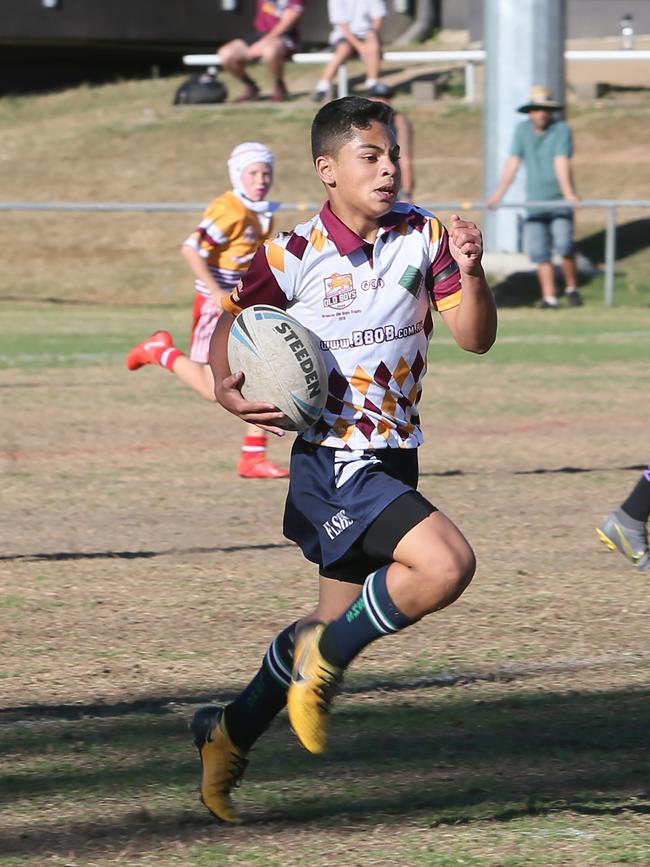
left=486, top=85, right=583, bottom=308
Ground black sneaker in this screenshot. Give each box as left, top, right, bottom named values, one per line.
left=365, top=83, right=394, bottom=99
left=566, top=289, right=584, bottom=307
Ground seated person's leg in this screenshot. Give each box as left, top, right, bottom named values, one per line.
left=362, top=30, right=382, bottom=91
left=218, top=37, right=261, bottom=100
left=313, top=41, right=354, bottom=102
left=257, top=36, right=291, bottom=101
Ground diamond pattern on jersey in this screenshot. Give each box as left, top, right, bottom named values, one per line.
left=309, top=226, right=327, bottom=252
left=320, top=351, right=428, bottom=449
left=350, top=365, right=372, bottom=396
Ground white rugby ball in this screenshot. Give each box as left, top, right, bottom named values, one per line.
left=227, top=304, right=328, bottom=432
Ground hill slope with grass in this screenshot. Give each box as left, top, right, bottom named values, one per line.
left=1, top=76, right=649, bottom=305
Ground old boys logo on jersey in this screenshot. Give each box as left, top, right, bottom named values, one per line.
left=323, top=272, right=356, bottom=310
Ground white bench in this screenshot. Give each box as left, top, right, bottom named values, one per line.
left=184, top=48, right=650, bottom=104
left=183, top=50, right=486, bottom=103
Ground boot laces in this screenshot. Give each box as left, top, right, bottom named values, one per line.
left=315, top=665, right=343, bottom=713
left=226, top=751, right=249, bottom=790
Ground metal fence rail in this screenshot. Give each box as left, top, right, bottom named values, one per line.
left=2, top=199, right=649, bottom=306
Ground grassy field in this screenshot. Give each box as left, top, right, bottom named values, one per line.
left=1, top=78, right=650, bottom=866
left=1, top=73, right=650, bottom=307
left=2, top=299, right=649, bottom=866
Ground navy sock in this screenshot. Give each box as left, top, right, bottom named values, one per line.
left=224, top=622, right=295, bottom=751
left=319, top=566, right=415, bottom=669
left=621, top=467, right=650, bottom=523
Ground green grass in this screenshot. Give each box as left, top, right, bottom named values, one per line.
left=1, top=301, right=649, bottom=371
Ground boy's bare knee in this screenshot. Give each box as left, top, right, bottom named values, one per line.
left=420, top=543, right=476, bottom=608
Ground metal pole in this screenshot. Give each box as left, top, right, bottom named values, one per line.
left=484, top=0, right=566, bottom=252
left=464, top=61, right=476, bottom=104
left=337, top=65, right=348, bottom=98
left=604, top=205, right=617, bottom=306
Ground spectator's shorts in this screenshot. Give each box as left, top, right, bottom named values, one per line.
left=283, top=437, right=436, bottom=582
left=242, top=31, right=300, bottom=57
left=524, top=209, right=574, bottom=264
left=329, top=30, right=381, bottom=53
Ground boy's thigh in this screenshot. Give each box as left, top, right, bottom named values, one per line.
left=392, top=509, right=474, bottom=572
left=523, top=217, right=552, bottom=264
left=324, top=490, right=437, bottom=582
left=283, top=440, right=435, bottom=584
left=550, top=212, right=574, bottom=256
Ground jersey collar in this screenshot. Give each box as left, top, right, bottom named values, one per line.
left=319, top=201, right=420, bottom=254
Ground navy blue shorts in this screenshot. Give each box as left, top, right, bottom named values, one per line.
left=283, top=438, right=436, bottom=582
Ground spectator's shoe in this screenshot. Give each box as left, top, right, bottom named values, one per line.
left=538, top=299, right=560, bottom=309
left=597, top=512, right=650, bottom=571
left=190, top=706, right=248, bottom=825
left=270, top=81, right=289, bottom=102
left=237, top=454, right=289, bottom=479
left=566, top=289, right=584, bottom=307
left=126, top=330, right=173, bottom=370
left=235, top=82, right=261, bottom=103
left=287, top=622, right=343, bottom=754
left=311, top=88, right=330, bottom=103
left=365, top=83, right=394, bottom=99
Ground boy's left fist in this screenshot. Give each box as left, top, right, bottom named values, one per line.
left=448, top=214, right=484, bottom=275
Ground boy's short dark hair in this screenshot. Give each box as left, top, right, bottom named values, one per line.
left=311, top=96, right=395, bottom=161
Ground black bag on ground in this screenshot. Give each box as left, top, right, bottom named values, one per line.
left=174, top=73, right=227, bottom=105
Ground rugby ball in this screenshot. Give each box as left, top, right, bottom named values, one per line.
left=227, top=304, right=328, bottom=432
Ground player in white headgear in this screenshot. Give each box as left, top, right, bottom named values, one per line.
left=126, top=142, right=288, bottom=479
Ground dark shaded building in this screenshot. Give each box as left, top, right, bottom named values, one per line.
left=0, top=0, right=411, bottom=93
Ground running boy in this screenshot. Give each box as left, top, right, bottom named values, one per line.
left=126, top=142, right=288, bottom=478
left=192, top=96, right=497, bottom=823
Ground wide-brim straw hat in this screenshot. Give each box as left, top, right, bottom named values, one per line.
left=517, top=84, right=563, bottom=113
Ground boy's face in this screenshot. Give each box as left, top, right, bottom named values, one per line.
left=240, top=162, right=273, bottom=201
left=317, top=121, right=400, bottom=219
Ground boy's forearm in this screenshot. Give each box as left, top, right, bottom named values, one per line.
left=208, top=312, right=234, bottom=404
left=182, top=245, right=228, bottom=309
left=453, top=268, right=498, bottom=354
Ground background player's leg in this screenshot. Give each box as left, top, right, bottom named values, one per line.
left=597, top=465, right=650, bottom=570
left=169, top=356, right=216, bottom=401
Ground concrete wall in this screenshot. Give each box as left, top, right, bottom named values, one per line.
left=468, top=0, right=650, bottom=43
left=0, top=0, right=412, bottom=47
left=0, top=0, right=412, bottom=92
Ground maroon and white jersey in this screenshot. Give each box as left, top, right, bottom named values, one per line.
left=224, top=202, right=462, bottom=450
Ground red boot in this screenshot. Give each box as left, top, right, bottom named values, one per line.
left=126, top=330, right=174, bottom=370
left=237, top=454, right=289, bottom=479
